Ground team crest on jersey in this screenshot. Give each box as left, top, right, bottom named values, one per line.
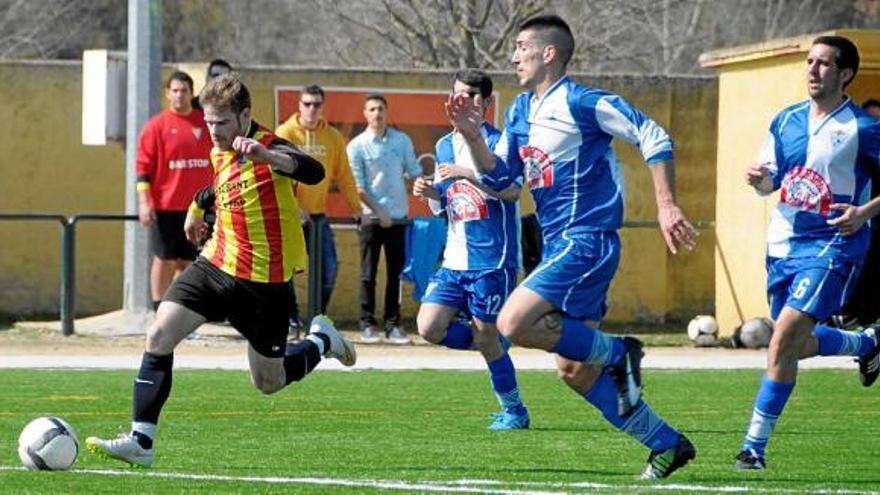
left=447, top=181, right=488, bottom=223
left=780, top=166, right=831, bottom=215
left=519, top=145, right=554, bottom=189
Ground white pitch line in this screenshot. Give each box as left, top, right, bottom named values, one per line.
left=445, top=479, right=879, bottom=495
left=0, top=466, right=877, bottom=495
left=0, top=466, right=575, bottom=495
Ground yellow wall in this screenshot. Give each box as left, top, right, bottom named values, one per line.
left=706, top=30, right=880, bottom=334
left=0, top=61, right=126, bottom=316
left=0, top=62, right=716, bottom=324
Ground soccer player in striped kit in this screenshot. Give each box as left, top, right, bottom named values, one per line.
left=414, top=69, right=529, bottom=430
left=735, top=35, right=880, bottom=470
left=86, top=73, right=357, bottom=467
left=447, top=15, right=698, bottom=479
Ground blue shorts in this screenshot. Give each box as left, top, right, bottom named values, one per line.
left=422, top=267, right=517, bottom=323
left=766, top=256, right=861, bottom=321
left=523, top=231, right=620, bottom=321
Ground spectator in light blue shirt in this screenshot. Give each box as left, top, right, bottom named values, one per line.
left=347, top=93, right=422, bottom=344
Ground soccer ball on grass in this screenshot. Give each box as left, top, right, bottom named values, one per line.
left=18, top=416, right=79, bottom=471
left=687, top=315, right=719, bottom=347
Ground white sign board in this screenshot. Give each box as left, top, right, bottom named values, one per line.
left=82, top=50, right=127, bottom=145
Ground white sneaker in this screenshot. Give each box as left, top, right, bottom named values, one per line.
left=360, top=325, right=382, bottom=344
left=386, top=325, right=412, bottom=345
left=310, top=315, right=357, bottom=366
left=86, top=434, right=153, bottom=467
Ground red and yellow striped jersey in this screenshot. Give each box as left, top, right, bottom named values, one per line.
left=200, top=122, right=306, bottom=283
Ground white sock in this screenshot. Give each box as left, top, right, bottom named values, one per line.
left=131, top=421, right=156, bottom=441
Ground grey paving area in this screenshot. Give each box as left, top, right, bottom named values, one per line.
left=0, top=311, right=856, bottom=371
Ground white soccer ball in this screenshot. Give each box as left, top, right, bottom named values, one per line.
left=18, top=416, right=79, bottom=471
left=687, top=315, right=719, bottom=347
left=739, top=317, right=774, bottom=349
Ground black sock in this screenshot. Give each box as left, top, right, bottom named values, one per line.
left=313, top=333, right=331, bottom=352
left=283, top=340, right=321, bottom=385
left=152, top=300, right=161, bottom=311
left=132, top=351, right=173, bottom=447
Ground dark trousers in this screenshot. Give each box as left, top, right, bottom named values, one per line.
left=358, top=222, right=407, bottom=327
left=521, top=213, right=543, bottom=276
left=839, top=174, right=880, bottom=325
left=841, top=222, right=880, bottom=325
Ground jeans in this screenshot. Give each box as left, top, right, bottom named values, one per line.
left=290, top=217, right=338, bottom=318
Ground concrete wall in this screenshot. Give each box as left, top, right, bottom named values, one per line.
left=0, top=61, right=717, bottom=323
left=0, top=61, right=126, bottom=316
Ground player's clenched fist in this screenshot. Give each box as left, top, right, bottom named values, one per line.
left=232, top=136, right=268, bottom=162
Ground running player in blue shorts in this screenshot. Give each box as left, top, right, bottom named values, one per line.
left=446, top=15, right=698, bottom=479
left=734, top=35, right=880, bottom=471
left=414, top=69, right=528, bottom=431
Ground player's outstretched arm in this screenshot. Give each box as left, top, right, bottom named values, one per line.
left=436, top=164, right=520, bottom=203
left=651, top=161, right=697, bottom=254
left=232, top=136, right=325, bottom=185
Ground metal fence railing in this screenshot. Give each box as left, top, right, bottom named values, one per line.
left=0, top=212, right=137, bottom=336
left=0, top=212, right=332, bottom=337
left=0, top=212, right=714, bottom=337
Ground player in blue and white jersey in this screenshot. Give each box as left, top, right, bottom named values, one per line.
left=413, top=69, right=529, bottom=430
left=735, top=36, right=880, bottom=471
left=446, top=15, right=698, bottom=479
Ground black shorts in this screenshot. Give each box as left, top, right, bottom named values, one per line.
left=150, top=211, right=198, bottom=261
left=164, top=257, right=291, bottom=358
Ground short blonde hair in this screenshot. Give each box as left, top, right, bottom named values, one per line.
left=199, top=72, right=250, bottom=113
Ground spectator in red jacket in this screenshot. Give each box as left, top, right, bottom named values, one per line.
left=136, top=71, right=214, bottom=309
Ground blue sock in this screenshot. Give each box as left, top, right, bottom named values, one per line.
left=742, top=375, right=795, bottom=456
left=553, top=316, right=623, bottom=366
left=814, top=324, right=876, bottom=357
left=584, top=368, right=680, bottom=451
left=440, top=321, right=473, bottom=350
left=487, top=353, right=525, bottom=414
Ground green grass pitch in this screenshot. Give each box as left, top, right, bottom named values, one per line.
left=1, top=368, right=878, bottom=494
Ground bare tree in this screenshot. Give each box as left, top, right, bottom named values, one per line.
left=560, top=0, right=878, bottom=75
left=316, top=0, right=549, bottom=69
left=3, top=0, right=880, bottom=75
left=0, top=0, right=116, bottom=60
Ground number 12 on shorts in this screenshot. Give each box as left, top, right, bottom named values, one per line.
left=486, top=295, right=503, bottom=315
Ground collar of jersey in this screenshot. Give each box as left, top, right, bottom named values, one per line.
left=809, top=97, right=852, bottom=135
